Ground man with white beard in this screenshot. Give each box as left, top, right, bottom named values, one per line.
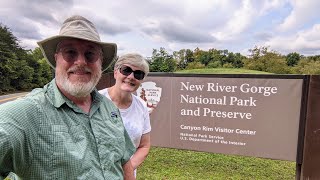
left=0, top=15, right=136, bottom=180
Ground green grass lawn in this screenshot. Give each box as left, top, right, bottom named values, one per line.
left=138, top=147, right=296, bottom=180
left=137, top=68, right=295, bottom=179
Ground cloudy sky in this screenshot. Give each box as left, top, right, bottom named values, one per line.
left=1, top=0, right=320, bottom=57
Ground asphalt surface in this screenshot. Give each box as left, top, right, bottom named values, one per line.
left=0, top=92, right=29, bottom=105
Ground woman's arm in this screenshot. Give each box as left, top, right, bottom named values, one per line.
left=122, top=159, right=135, bottom=180
left=130, top=133, right=151, bottom=169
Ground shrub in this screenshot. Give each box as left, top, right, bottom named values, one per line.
left=222, top=63, right=234, bottom=68
left=186, top=62, right=205, bottom=69
left=207, top=61, right=222, bottom=68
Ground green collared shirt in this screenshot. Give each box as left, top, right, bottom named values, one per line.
left=0, top=80, right=135, bottom=180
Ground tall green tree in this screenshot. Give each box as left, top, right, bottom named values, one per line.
left=29, top=47, right=53, bottom=87
left=230, top=52, right=245, bottom=68
left=173, top=49, right=187, bottom=70
left=149, top=47, right=176, bottom=72
left=193, top=48, right=211, bottom=66
left=0, top=24, right=21, bottom=92
left=185, top=49, right=194, bottom=64
left=208, top=48, right=227, bottom=66
left=286, top=52, right=301, bottom=66
left=0, top=24, right=52, bottom=93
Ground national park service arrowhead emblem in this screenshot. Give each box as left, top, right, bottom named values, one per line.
left=137, top=81, right=162, bottom=113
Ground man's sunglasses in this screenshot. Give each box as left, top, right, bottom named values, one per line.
left=119, top=65, right=145, bottom=80
left=58, top=47, right=101, bottom=64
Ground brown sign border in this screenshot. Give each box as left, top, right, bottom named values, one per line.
left=97, top=73, right=316, bottom=179
left=146, top=73, right=309, bottom=164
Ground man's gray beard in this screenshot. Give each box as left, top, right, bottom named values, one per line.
left=56, top=67, right=102, bottom=98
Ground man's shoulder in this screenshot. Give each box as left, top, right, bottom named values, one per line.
left=0, top=97, right=40, bottom=124
left=24, top=87, right=48, bottom=104
left=0, top=88, right=47, bottom=115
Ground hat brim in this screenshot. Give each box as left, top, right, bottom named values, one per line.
left=37, top=35, right=117, bottom=72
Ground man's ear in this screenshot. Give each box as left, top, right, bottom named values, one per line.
left=54, top=53, right=58, bottom=62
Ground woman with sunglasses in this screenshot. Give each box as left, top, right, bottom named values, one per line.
left=99, top=53, right=151, bottom=177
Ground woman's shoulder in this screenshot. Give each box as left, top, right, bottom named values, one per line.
left=98, top=88, right=111, bottom=100
left=132, top=94, right=148, bottom=109
left=98, top=88, right=109, bottom=95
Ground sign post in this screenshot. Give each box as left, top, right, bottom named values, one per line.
left=299, top=75, right=320, bottom=179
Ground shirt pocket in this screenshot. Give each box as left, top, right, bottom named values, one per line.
left=37, top=124, right=87, bottom=178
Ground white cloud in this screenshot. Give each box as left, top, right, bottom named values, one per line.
left=260, top=0, right=289, bottom=13
left=278, top=0, right=320, bottom=31
left=0, top=0, right=319, bottom=56
left=265, top=24, right=320, bottom=55
left=211, top=0, right=256, bottom=41
left=211, top=0, right=288, bottom=42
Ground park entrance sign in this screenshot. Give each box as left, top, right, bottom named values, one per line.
left=140, top=74, right=305, bottom=162
left=97, top=73, right=320, bottom=179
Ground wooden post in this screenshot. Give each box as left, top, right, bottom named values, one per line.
left=300, top=75, right=320, bottom=179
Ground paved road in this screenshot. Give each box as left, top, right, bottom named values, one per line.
left=0, top=92, right=29, bottom=105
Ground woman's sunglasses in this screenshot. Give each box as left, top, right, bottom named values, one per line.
left=119, top=65, right=145, bottom=80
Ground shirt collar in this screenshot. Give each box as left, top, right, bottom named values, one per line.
left=44, top=79, right=67, bottom=108
left=45, top=79, right=103, bottom=110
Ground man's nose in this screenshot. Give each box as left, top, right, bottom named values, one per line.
left=74, top=53, right=87, bottom=65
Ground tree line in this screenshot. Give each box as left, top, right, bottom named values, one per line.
left=148, top=47, right=320, bottom=74
left=0, top=24, right=52, bottom=94
left=1, top=23, right=320, bottom=94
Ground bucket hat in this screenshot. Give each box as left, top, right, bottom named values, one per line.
left=37, top=15, right=117, bottom=72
